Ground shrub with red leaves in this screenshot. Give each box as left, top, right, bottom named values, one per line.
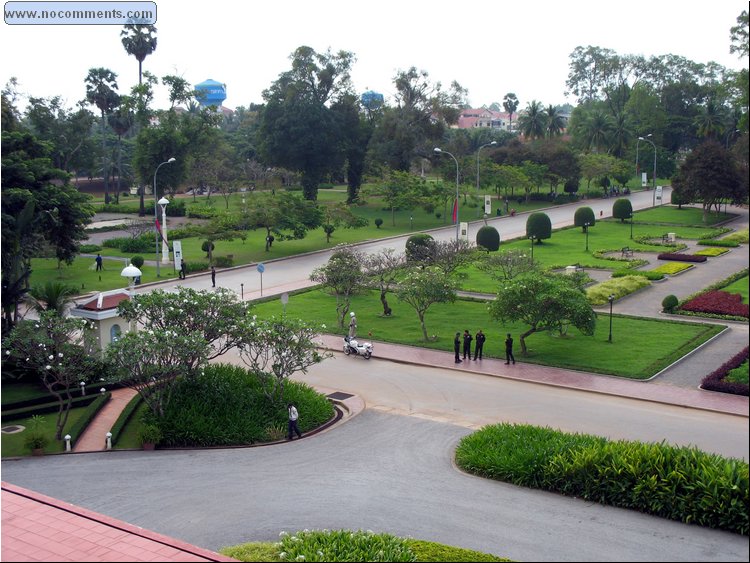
left=701, top=346, right=749, bottom=396
left=680, top=290, right=749, bottom=318
left=657, top=253, right=707, bottom=263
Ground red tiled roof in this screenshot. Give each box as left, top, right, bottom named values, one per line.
left=79, top=293, right=130, bottom=311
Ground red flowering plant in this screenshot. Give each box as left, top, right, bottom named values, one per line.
left=680, top=290, right=749, bottom=318
left=657, top=253, right=707, bottom=263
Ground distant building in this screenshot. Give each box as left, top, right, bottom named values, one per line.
left=194, top=78, right=233, bottom=117
left=455, top=107, right=516, bottom=131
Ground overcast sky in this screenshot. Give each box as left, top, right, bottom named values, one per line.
left=2, top=0, right=747, bottom=114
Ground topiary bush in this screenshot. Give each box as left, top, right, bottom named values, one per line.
left=662, top=294, right=679, bottom=313
left=130, top=255, right=144, bottom=268
left=405, top=233, right=436, bottom=263
left=526, top=212, right=552, bottom=243
left=476, top=226, right=500, bottom=252
left=201, top=240, right=215, bottom=257
left=374, top=218, right=383, bottom=229
left=612, top=198, right=633, bottom=223
left=574, top=206, right=596, bottom=231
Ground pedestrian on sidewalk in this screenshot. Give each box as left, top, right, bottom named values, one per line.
left=454, top=332, right=462, bottom=363
left=348, top=311, right=357, bottom=338
left=473, top=329, right=486, bottom=360
left=179, top=260, right=186, bottom=280
left=211, top=265, right=216, bottom=287
left=287, top=403, right=302, bottom=440
left=462, top=329, right=473, bottom=359
left=505, top=333, right=516, bottom=365
left=95, top=254, right=103, bottom=271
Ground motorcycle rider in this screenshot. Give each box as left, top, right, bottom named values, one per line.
left=348, top=311, right=357, bottom=338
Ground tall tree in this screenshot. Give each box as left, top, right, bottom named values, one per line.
left=503, top=93, right=519, bottom=131
left=544, top=105, right=566, bottom=137
left=259, top=46, right=355, bottom=200
left=84, top=67, right=119, bottom=204
left=396, top=266, right=457, bottom=341
left=108, top=96, right=134, bottom=204
left=120, top=24, right=157, bottom=86
left=310, top=244, right=368, bottom=329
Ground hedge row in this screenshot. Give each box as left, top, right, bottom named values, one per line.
left=657, top=252, right=707, bottom=263
left=2, top=394, right=101, bottom=420
left=455, top=423, right=748, bottom=535
left=611, top=269, right=665, bottom=281
left=701, top=347, right=749, bottom=396
left=697, top=239, right=740, bottom=248
left=109, top=392, right=144, bottom=447
left=680, top=290, right=749, bottom=318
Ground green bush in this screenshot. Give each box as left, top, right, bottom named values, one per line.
left=277, top=530, right=416, bottom=562
left=149, top=363, right=334, bottom=447
left=662, top=294, right=679, bottom=313
left=476, top=226, right=500, bottom=252
left=201, top=240, right=215, bottom=256
left=186, top=203, right=219, bottom=218
left=130, top=255, right=144, bottom=268
left=375, top=218, right=383, bottom=229
left=185, top=261, right=208, bottom=273
left=213, top=256, right=234, bottom=268
left=79, top=244, right=102, bottom=253
left=455, top=423, right=749, bottom=535
left=165, top=199, right=186, bottom=217
left=405, top=233, right=436, bottom=263
left=697, top=239, right=739, bottom=248
left=526, top=212, right=552, bottom=242
left=573, top=206, right=596, bottom=230
left=109, top=393, right=144, bottom=446
left=586, top=276, right=651, bottom=305
left=138, top=423, right=162, bottom=446
left=611, top=269, right=665, bottom=281
left=612, top=198, right=633, bottom=222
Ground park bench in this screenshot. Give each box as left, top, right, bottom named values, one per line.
left=661, top=233, right=669, bottom=243
left=621, top=247, right=634, bottom=258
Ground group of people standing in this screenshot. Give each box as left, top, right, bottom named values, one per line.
left=454, top=330, right=515, bottom=365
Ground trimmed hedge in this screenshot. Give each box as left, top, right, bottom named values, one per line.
left=680, top=290, right=749, bottom=318
left=611, top=269, right=665, bottom=281
left=701, top=347, right=749, bottom=396
left=455, top=423, right=749, bottom=535
left=109, top=393, right=144, bottom=446
left=657, top=252, right=707, bottom=263
left=698, top=239, right=739, bottom=248
left=2, top=394, right=102, bottom=420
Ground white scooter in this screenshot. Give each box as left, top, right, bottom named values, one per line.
left=343, top=335, right=373, bottom=359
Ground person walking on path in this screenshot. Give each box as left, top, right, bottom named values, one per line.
left=211, top=266, right=216, bottom=287
left=348, top=311, right=357, bottom=338
left=462, top=330, right=473, bottom=360
left=179, top=260, right=186, bottom=280
left=454, top=332, right=462, bottom=363
left=287, top=403, right=302, bottom=440
left=473, top=329, right=486, bottom=360
left=95, top=254, right=103, bottom=272
left=505, top=333, right=516, bottom=365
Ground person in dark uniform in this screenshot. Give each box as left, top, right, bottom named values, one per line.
left=474, top=329, right=486, bottom=360
left=462, top=330, right=473, bottom=360
left=505, top=333, right=516, bottom=365
left=454, top=332, right=462, bottom=363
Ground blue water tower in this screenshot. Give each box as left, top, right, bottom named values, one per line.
left=194, top=79, right=227, bottom=109
left=361, top=90, right=384, bottom=111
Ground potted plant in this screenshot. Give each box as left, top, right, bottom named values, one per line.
left=24, top=415, right=50, bottom=456
left=138, top=423, right=162, bottom=450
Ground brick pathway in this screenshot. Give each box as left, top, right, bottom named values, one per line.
left=73, top=388, right=138, bottom=453
left=1, top=482, right=237, bottom=562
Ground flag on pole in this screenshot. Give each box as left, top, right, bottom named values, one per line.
left=155, top=218, right=168, bottom=245
left=452, top=198, right=458, bottom=223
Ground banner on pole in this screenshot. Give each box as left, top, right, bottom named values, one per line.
left=641, top=172, right=648, bottom=187
left=484, top=195, right=492, bottom=215
left=173, top=241, right=183, bottom=266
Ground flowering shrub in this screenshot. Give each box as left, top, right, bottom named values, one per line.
left=694, top=247, right=730, bottom=257
left=680, top=290, right=749, bottom=318
left=651, top=262, right=693, bottom=276
left=276, top=529, right=416, bottom=562
left=701, top=347, right=749, bottom=396
left=657, top=253, right=707, bottom=263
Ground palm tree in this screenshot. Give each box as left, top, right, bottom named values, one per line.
left=545, top=105, right=566, bottom=138
left=108, top=97, right=134, bottom=204
left=27, top=282, right=77, bottom=316
left=121, top=24, right=157, bottom=216
left=518, top=100, right=547, bottom=140
left=582, top=109, right=614, bottom=153
left=609, top=112, right=633, bottom=158
left=503, top=93, right=519, bottom=132
left=120, top=24, right=157, bottom=86
left=694, top=99, right=726, bottom=140
left=85, top=68, right=119, bottom=205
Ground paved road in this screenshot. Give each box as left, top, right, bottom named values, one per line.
left=2, top=357, right=747, bottom=562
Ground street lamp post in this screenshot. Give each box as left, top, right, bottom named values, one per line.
left=158, top=197, right=170, bottom=265
left=434, top=147, right=460, bottom=241
left=608, top=294, right=615, bottom=342
left=476, top=140, right=497, bottom=192
left=638, top=136, right=656, bottom=207
left=529, top=235, right=536, bottom=261
left=153, top=158, right=175, bottom=277
left=121, top=264, right=142, bottom=294
left=584, top=222, right=590, bottom=252
left=629, top=212, right=634, bottom=240
left=635, top=133, right=651, bottom=187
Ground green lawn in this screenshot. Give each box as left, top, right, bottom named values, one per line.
left=634, top=205, right=736, bottom=226
left=723, top=275, right=749, bottom=303
left=1, top=408, right=87, bottom=457
left=252, top=289, right=721, bottom=379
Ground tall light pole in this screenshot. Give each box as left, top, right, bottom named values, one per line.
left=529, top=235, right=536, bottom=261
left=638, top=136, right=656, bottom=207
left=629, top=212, right=634, bottom=240
left=476, top=141, right=497, bottom=192
left=608, top=294, right=615, bottom=343
left=584, top=222, right=590, bottom=252
left=434, top=147, right=460, bottom=241
left=154, top=158, right=175, bottom=277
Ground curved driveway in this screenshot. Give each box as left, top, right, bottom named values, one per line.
left=2, top=356, right=747, bottom=562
